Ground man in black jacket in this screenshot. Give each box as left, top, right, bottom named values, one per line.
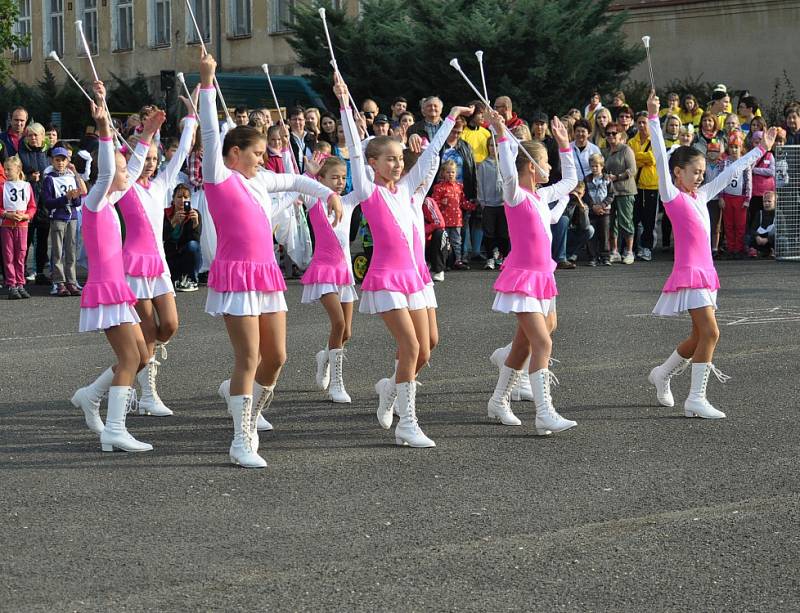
left=530, top=111, right=562, bottom=186
left=287, top=106, right=316, bottom=173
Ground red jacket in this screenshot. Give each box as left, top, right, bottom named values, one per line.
left=422, top=196, right=445, bottom=241
left=506, top=113, right=527, bottom=130
left=265, top=150, right=286, bottom=174
left=1, top=180, right=37, bottom=228
left=431, top=180, right=467, bottom=228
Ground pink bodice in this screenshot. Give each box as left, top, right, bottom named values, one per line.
left=204, top=173, right=286, bottom=293
left=301, top=199, right=353, bottom=286
left=117, top=186, right=164, bottom=277
left=493, top=195, right=558, bottom=299
left=80, top=203, right=137, bottom=308
left=662, top=193, right=720, bottom=292
left=360, top=187, right=424, bottom=295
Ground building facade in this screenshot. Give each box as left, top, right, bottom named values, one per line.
left=9, top=0, right=360, bottom=88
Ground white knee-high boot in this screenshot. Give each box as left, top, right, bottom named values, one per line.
left=487, top=366, right=523, bottom=426
left=100, top=386, right=153, bottom=452
left=327, top=348, right=351, bottom=403
left=684, top=363, right=728, bottom=419
left=531, top=369, right=577, bottom=436
left=490, top=344, right=533, bottom=401
left=219, top=379, right=274, bottom=432
left=71, top=367, right=114, bottom=434
left=648, top=350, right=691, bottom=407
left=228, top=394, right=267, bottom=468
left=394, top=381, right=435, bottom=448
left=315, top=346, right=330, bottom=390
left=375, top=359, right=399, bottom=429
left=137, top=357, right=173, bottom=416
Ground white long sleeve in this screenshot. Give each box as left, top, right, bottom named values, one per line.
left=497, top=135, right=526, bottom=206
left=154, top=116, right=197, bottom=197
left=341, top=107, right=374, bottom=202
left=400, top=116, right=455, bottom=193
left=648, top=116, right=680, bottom=203
left=84, top=138, right=116, bottom=212
left=199, top=87, right=230, bottom=185
left=700, top=144, right=766, bottom=202
left=539, top=151, right=578, bottom=223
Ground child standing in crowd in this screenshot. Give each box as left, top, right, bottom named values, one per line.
left=486, top=110, right=578, bottom=433
left=703, top=142, right=725, bottom=257
left=2, top=156, right=36, bottom=299
left=43, top=144, right=87, bottom=297
left=747, top=190, right=776, bottom=257
left=719, top=131, right=752, bottom=258
left=423, top=193, right=447, bottom=281
left=478, top=136, right=507, bottom=271
left=585, top=153, right=614, bottom=266
left=646, top=92, right=776, bottom=419
left=774, top=128, right=789, bottom=188
left=264, top=125, right=288, bottom=173
left=72, top=82, right=152, bottom=452
left=432, top=159, right=470, bottom=271
left=747, top=130, right=776, bottom=237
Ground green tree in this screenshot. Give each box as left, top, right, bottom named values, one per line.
left=0, top=0, right=29, bottom=82
left=288, top=0, right=644, bottom=116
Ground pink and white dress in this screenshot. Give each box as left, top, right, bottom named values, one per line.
left=492, top=136, right=577, bottom=314
left=79, top=137, right=141, bottom=332
left=118, top=116, right=196, bottom=299
left=648, top=115, right=768, bottom=316
left=300, top=191, right=359, bottom=304
left=199, top=86, right=334, bottom=317
left=342, top=108, right=455, bottom=314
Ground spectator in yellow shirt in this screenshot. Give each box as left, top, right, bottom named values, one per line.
left=679, top=94, right=703, bottom=128
left=629, top=111, right=659, bottom=262
left=460, top=101, right=492, bottom=164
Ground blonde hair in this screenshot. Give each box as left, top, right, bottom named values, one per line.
left=4, top=155, right=25, bottom=180
left=365, top=136, right=401, bottom=160
left=318, top=156, right=346, bottom=178
left=26, top=122, right=45, bottom=136
left=512, top=124, right=532, bottom=141
left=588, top=153, right=605, bottom=166
left=438, top=159, right=457, bottom=179
left=515, top=141, right=547, bottom=172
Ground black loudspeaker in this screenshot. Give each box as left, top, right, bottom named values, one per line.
left=160, top=70, right=176, bottom=93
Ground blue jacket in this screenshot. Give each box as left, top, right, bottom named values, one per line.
left=42, top=171, right=82, bottom=222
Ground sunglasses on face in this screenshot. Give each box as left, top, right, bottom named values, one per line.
left=363, top=112, right=374, bottom=118
left=606, top=131, right=619, bottom=136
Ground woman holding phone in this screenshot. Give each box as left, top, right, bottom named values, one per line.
left=164, top=183, right=202, bottom=292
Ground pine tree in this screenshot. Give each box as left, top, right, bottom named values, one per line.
left=288, top=0, right=643, bottom=116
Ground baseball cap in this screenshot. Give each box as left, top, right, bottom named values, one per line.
left=711, top=90, right=727, bottom=102
left=531, top=111, right=548, bottom=124
left=373, top=114, right=390, bottom=125
left=706, top=142, right=721, bottom=152
left=51, top=146, right=71, bottom=158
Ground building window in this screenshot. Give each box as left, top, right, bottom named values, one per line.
left=44, top=0, right=64, bottom=56
left=150, top=0, right=171, bottom=47
left=77, top=0, right=99, bottom=55
left=186, top=0, right=211, bottom=44
left=269, top=0, right=294, bottom=34
left=228, top=0, right=251, bottom=37
left=112, top=0, right=134, bottom=51
left=14, top=0, right=32, bottom=61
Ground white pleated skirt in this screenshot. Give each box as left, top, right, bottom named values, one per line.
left=652, top=288, right=718, bottom=316
left=301, top=283, right=358, bottom=304
left=492, top=292, right=556, bottom=315
left=359, top=289, right=428, bottom=314
left=205, top=289, right=288, bottom=317
left=79, top=303, right=141, bottom=333
left=126, top=272, right=174, bottom=300
left=422, top=283, right=438, bottom=309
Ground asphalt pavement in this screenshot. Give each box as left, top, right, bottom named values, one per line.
left=1, top=258, right=799, bottom=612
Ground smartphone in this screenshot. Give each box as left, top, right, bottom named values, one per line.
left=183, top=200, right=191, bottom=214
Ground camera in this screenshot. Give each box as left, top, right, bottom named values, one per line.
left=183, top=200, right=191, bottom=214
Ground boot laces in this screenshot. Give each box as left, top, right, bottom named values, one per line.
left=708, top=363, right=731, bottom=384
left=544, top=370, right=559, bottom=413
left=669, top=359, right=691, bottom=378
left=502, top=370, right=522, bottom=402
left=548, top=357, right=561, bottom=369
left=125, top=389, right=139, bottom=414
left=148, top=359, right=163, bottom=402
left=241, top=397, right=255, bottom=452
left=157, top=342, right=169, bottom=361
left=332, top=350, right=345, bottom=388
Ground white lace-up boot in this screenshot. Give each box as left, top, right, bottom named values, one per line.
left=315, top=347, right=330, bottom=390
left=487, top=366, right=523, bottom=426
left=376, top=361, right=399, bottom=429
left=100, top=386, right=153, bottom=452
left=490, top=344, right=533, bottom=401
left=218, top=379, right=273, bottom=432
left=327, top=348, right=351, bottom=403
left=648, top=350, right=691, bottom=407
left=394, top=381, right=435, bottom=448
left=136, top=357, right=173, bottom=416
left=684, top=363, right=728, bottom=419
left=531, top=368, right=576, bottom=435
left=71, top=367, right=114, bottom=433
left=228, top=395, right=267, bottom=468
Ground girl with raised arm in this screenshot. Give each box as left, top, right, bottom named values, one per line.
left=116, top=90, right=198, bottom=417
left=646, top=92, right=776, bottom=418
left=337, top=76, right=472, bottom=447
left=198, top=53, right=341, bottom=468
left=71, top=82, right=152, bottom=453
left=485, top=110, right=578, bottom=434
